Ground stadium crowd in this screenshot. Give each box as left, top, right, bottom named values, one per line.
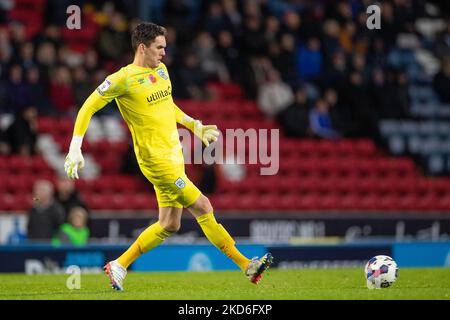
left=0, top=0, right=449, bottom=147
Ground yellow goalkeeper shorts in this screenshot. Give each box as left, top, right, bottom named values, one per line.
left=140, top=166, right=201, bottom=208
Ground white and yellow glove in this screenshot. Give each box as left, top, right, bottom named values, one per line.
left=64, top=136, right=85, bottom=179
left=182, top=115, right=220, bottom=147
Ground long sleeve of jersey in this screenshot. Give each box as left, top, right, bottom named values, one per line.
left=173, top=103, right=195, bottom=132
left=73, top=92, right=108, bottom=136
left=72, top=70, right=126, bottom=137
left=173, top=103, right=187, bottom=123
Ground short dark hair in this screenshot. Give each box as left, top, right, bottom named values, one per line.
left=131, top=22, right=167, bottom=52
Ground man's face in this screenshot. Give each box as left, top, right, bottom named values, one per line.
left=143, top=35, right=166, bottom=68
left=57, top=179, right=74, bottom=198
left=33, top=181, right=53, bottom=206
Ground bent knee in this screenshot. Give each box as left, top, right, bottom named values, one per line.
left=159, top=220, right=181, bottom=233
left=195, top=195, right=213, bottom=214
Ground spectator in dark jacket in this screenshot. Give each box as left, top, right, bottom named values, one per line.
left=5, top=105, right=38, bottom=156
left=433, top=58, right=450, bottom=103
left=27, top=180, right=65, bottom=241
left=277, top=86, right=311, bottom=137
left=5, top=64, right=32, bottom=111
left=216, top=30, right=241, bottom=83
left=55, top=178, right=87, bottom=220
left=26, top=67, right=52, bottom=115
left=0, top=126, right=9, bottom=154
left=176, top=51, right=210, bottom=100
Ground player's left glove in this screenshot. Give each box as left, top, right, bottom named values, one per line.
left=182, top=116, right=220, bottom=147
left=193, top=120, right=219, bottom=147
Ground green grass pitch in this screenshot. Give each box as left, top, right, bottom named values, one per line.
left=0, top=268, right=449, bottom=300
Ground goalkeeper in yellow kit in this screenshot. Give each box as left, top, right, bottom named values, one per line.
left=64, top=22, right=272, bottom=291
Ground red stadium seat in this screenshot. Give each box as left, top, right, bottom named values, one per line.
left=30, top=156, right=52, bottom=174
left=75, top=179, right=93, bottom=193
left=275, top=192, right=299, bottom=210
left=211, top=193, right=237, bottom=211
left=377, top=194, right=402, bottom=211
left=437, top=195, right=450, bottom=211
left=113, top=175, right=140, bottom=193
left=96, top=156, right=122, bottom=174
left=338, top=193, right=361, bottom=211
left=255, top=192, right=280, bottom=210
left=12, top=194, right=33, bottom=211
left=109, top=194, right=130, bottom=210
left=207, top=83, right=243, bottom=100
left=415, top=194, right=440, bottom=211
left=334, top=176, right=359, bottom=195
left=296, top=193, right=321, bottom=210
left=297, top=176, right=315, bottom=193
left=5, top=175, right=32, bottom=193
left=0, top=192, right=32, bottom=211
left=92, top=177, right=113, bottom=193
left=0, top=194, right=15, bottom=211
left=236, top=192, right=260, bottom=210
left=276, top=176, right=300, bottom=194
left=37, top=117, right=56, bottom=133
left=317, top=193, right=340, bottom=210
left=9, top=156, right=32, bottom=174
left=396, top=193, right=418, bottom=211
left=83, top=193, right=107, bottom=210
left=131, top=193, right=155, bottom=210
left=354, top=139, right=376, bottom=156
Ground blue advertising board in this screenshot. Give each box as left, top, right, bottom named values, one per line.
left=267, top=243, right=392, bottom=268
left=0, top=244, right=265, bottom=273
left=0, top=241, right=448, bottom=273
left=0, top=244, right=128, bottom=273
left=393, top=241, right=450, bottom=267
left=132, top=244, right=266, bottom=272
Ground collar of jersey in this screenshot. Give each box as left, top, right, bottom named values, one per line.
left=130, top=63, right=159, bottom=71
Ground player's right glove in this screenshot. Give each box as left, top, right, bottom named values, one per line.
left=64, top=136, right=85, bottom=179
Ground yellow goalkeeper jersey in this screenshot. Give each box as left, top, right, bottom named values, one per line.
left=73, top=62, right=187, bottom=179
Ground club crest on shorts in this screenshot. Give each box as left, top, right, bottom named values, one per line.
left=174, top=177, right=186, bottom=189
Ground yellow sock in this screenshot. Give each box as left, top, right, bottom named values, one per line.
left=117, top=221, right=172, bottom=269
left=196, top=212, right=250, bottom=271
left=117, top=242, right=141, bottom=269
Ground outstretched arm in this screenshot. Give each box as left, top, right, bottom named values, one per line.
left=65, top=71, right=125, bottom=179
left=64, top=93, right=108, bottom=179
left=173, top=103, right=219, bottom=147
